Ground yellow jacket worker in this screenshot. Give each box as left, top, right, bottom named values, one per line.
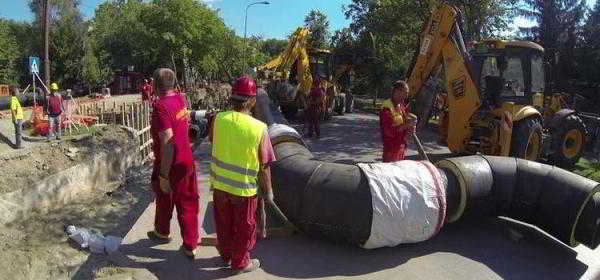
left=10, top=86, right=24, bottom=149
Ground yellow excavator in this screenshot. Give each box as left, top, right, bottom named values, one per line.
left=409, top=1, right=587, bottom=168
left=258, top=27, right=348, bottom=120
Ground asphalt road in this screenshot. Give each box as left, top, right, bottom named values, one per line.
left=100, top=112, right=599, bottom=280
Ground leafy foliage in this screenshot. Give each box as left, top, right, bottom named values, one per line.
left=517, top=0, right=587, bottom=92
left=578, top=1, right=600, bottom=87
left=304, top=9, right=330, bottom=49
left=261, top=38, right=288, bottom=59
left=0, top=20, right=21, bottom=84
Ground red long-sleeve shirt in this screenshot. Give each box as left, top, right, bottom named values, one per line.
left=379, top=107, right=407, bottom=148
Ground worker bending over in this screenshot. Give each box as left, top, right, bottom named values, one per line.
left=379, top=80, right=415, bottom=162
left=148, top=68, right=199, bottom=259
left=209, top=75, right=275, bottom=274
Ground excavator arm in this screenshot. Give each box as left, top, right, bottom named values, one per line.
left=258, top=27, right=313, bottom=96
left=407, top=2, right=482, bottom=153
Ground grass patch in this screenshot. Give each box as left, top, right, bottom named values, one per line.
left=573, top=158, right=600, bottom=182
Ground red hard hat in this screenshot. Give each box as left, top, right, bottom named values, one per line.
left=232, top=75, right=257, bottom=98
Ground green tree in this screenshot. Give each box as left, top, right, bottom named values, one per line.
left=447, top=0, right=518, bottom=41
left=92, top=0, right=153, bottom=74
left=261, top=38, right=288, bottom=58
left=518, top=0, right=587, bottom=92
left=50, top=4, right=87, bottom=87
left=81, top=35, right=111, bottom=92
left=343, top=0, right=519, bottom=100
left=578, top=1, right=600, bottom=87
left=304, top=9, right=330, bottom=49
left=0, top=20, right=21, bottom=84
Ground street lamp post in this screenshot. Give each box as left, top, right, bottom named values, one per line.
left=244, top=1, right=269, bottom=74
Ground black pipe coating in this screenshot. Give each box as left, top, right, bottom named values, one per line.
left=438, top=156, right=600, bottom=249
left=255, top=88, right=600, bottom=249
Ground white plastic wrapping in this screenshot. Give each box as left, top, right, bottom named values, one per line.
left=357, top=160, right=447, bottom=249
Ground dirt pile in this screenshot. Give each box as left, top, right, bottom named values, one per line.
left=187, top=83, right=232, bottom=111
left=0, top=125, right=134, bottom=194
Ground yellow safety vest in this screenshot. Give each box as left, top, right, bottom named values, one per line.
left=211, top=111, right=267, bottom=197
left=10, top=97, right=23, bottom=121
left=381, top=99, right=405, bottom=126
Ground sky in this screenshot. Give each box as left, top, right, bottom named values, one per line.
left=0, top=0, right=354, bottom=39
left=0, top=0, right=597, bottom=39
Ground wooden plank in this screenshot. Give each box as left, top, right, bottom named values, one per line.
left=126, top=103, right=130, bottom=127
left=139, top=139, right=153, bottom=151
left=121, top=104, right=125, bottom=126
left=130, top=104, right=135, bottom=129
left=101, top=101, right=106, bottom=123
left=136, top=126, right=151, bottom=137
left=137, top=103, right=142, bottom=131
left=133, top=103, right=137, bottom=130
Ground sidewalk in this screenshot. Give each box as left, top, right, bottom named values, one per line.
left=103, top=118, right=599, bottom=280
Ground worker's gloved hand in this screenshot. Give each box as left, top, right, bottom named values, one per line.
left=408, top=124, right=416, bottom=134
left=159, top=176, right=172, bottom=194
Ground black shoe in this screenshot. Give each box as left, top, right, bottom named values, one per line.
left=147, top=230, right=172, bottom=244
left=234, top=259, right=260, bottom=274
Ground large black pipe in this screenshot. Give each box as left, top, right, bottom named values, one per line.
left=254, top=89, right=600, bottom=249
left=438, top=156, right=600, bottom=249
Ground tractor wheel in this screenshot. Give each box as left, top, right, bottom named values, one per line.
left=510, top=117, right=543, bottom=162
left=549, top=113, right=587, bottom=169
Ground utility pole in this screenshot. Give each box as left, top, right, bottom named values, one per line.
left=243, top=1, right=269, bottom=74
left=43, top=0, right=50, bottom=87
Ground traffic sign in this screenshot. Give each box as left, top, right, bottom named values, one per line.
left=29, top=56, right=40, bottom=75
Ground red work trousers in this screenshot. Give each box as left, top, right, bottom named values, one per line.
left=213, top=189, right=257, bottom=269
left=151, top=165, right=199, bottom=251
left=305, top=108, right=322, bottom=137
left=382, top=143, right=406, bottom=162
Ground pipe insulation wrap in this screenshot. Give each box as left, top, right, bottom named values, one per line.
left=358, top=161, right=447, bottom=249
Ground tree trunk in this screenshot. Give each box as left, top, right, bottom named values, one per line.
left=43, top=0, right=50, bottom=87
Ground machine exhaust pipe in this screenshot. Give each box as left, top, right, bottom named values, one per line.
left=253, top=89, right=600, bottom=249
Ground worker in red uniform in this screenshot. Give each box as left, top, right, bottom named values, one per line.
left=379, top=80, right=415, bottom=162
left=305, top=76, right=325, bottom=139
left=141, top=79, right=153, bottom=102
left=147, top=68, right=199, bottom=259
left=209, top=75, right=276, bottom=274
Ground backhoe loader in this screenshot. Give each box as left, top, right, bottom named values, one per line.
left=409, top=1, right=587, bottom=168
left=258, top=27, right=347, bottom=120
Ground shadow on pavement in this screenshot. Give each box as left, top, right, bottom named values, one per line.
left=248, top=217, right=588, bottom=280
left=0, top=128, right=17, bottom=149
